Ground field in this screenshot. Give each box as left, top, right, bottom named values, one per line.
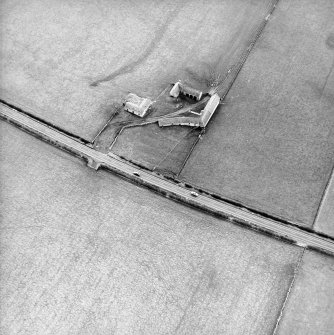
left=0, top=0, right=276, bottom=142
left=0, top=121, right=303, bottom=334
left=180, top=0, right=334, bottom=228
left=1, top=0, right=333, bottom=229
left=275, top=251, right=334, bottom=335
left=2, top=0, right=327, bottom=225
left=1, top=0, right=334, bottom=333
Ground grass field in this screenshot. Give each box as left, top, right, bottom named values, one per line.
left=0, top=121, right=303, bottom=335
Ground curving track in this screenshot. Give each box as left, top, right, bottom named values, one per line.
left=1, top=102, right=334, bottom=256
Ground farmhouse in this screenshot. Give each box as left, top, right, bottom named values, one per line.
left=124, top=93, right=153, bottom=117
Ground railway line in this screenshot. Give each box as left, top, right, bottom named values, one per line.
left=1, top=102, right=334, bottom=256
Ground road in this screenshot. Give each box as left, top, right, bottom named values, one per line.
left=1, top=101, right=334, bottom=256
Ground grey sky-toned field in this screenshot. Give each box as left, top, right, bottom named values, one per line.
left=1, top=0, right=334, bottom=334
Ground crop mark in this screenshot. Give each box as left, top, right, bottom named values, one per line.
left=90, top=1, right=189, bottom=87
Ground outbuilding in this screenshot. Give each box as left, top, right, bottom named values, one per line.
left=169, top=82, right=203, bottom=101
